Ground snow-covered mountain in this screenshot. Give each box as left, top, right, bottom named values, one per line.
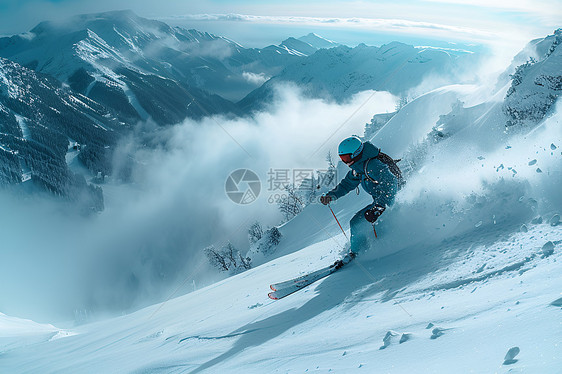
left=0, top=10, right=354, bottom=202
left=298, top=32, right=340, bottom=49
left=1, top=29, right=561, bottom=373
left=0, top=10, right=243, bottom=121
left=272, top=33, right=340, bottom=57
left=503, top=28, right=562, bottom=129
left=0, top=57, right=122, bottom=209
left=370, top=28, right=562, bottom=163
left=275, top=37, right=317, bottom=56
left=0, top=10, right=337, bottom=112
left=239, top=41, right=478, bottom=111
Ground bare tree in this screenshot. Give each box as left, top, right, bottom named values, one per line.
left=278, top=184, right=304, bottom=222
left=248, top=221, right=264, bottom=245
left=303, top=172, right=318, bottom=204
left=224, top=242, right=239, bottom=269
left=395, top=95, right=408, bottom=112
left=204, top=245, right=229, bottom=271
left=256, top=227, right=282, bottom=256
left=238, top=252, right=252, bottom=270
left=205, top=243, right=252, bottom=272
left=323, top=151, right=337, bottom=187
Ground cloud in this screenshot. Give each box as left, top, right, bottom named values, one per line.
left=242, top=71, right=270, bottom=85
left=185, top=38, right=234, bottom=60
left=0, top=0, right=210, bottom=35
left=0, top=83, right=397, bottom=322
left=423, top=0, right=561, bottom=14
left=422, top=0, right=562, bottom=30
left=172, top=13, right=497, bottom=42
left=1, top=2, right=555, bottom=55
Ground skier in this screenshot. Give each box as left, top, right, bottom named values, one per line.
left=268, top=137, right=402, bottom=300
left=320, top=136, right=402, bottom=266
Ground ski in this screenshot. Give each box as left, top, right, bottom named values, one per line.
left=268, top=284, right=309, bottom=300
left=268, top=253, right=355, bottom=300
left=268, top=265, right=336, bottom=300
left=269, top=265, right=336, bottom=292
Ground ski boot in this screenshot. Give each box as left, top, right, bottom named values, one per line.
left=333, top=251, right=357, bottom=269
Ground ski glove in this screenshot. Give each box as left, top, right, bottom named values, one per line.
left=364, top=205, right=385, bottom=223
left=320, top=194, right=333, bottom=205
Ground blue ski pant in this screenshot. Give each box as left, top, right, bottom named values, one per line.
left=350, top=202, right=377, bottom=254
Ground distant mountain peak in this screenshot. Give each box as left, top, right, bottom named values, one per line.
left=279, top=37, right=316, bottom=56
left=29, top=9, right=159, bottom=38
left=297, top=33, right=339, bottom=49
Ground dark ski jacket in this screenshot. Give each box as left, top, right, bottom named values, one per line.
left=326, top=142, right=398, bottom=207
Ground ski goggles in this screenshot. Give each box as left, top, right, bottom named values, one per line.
left=339, top=153, right=353, bottom=163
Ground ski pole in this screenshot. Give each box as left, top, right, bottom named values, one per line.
left=328, top=203, right=348, bottom=240
left=372, top=224, right=378, bottom=239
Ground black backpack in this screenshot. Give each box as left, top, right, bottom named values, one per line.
left=364, top=151, right=405, bottom=188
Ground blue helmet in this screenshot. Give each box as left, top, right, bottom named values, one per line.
left=338, top=136, right=363, bottom=163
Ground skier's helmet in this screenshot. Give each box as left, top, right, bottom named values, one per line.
left=338, top=136, right=363, bottom=164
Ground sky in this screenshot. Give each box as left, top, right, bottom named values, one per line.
left=0, top=0, right=560, bottom=49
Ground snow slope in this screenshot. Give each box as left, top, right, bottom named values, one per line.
left=1, top=219, right=561, bottom=373
left=2, top=79, right=562, bottom=374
